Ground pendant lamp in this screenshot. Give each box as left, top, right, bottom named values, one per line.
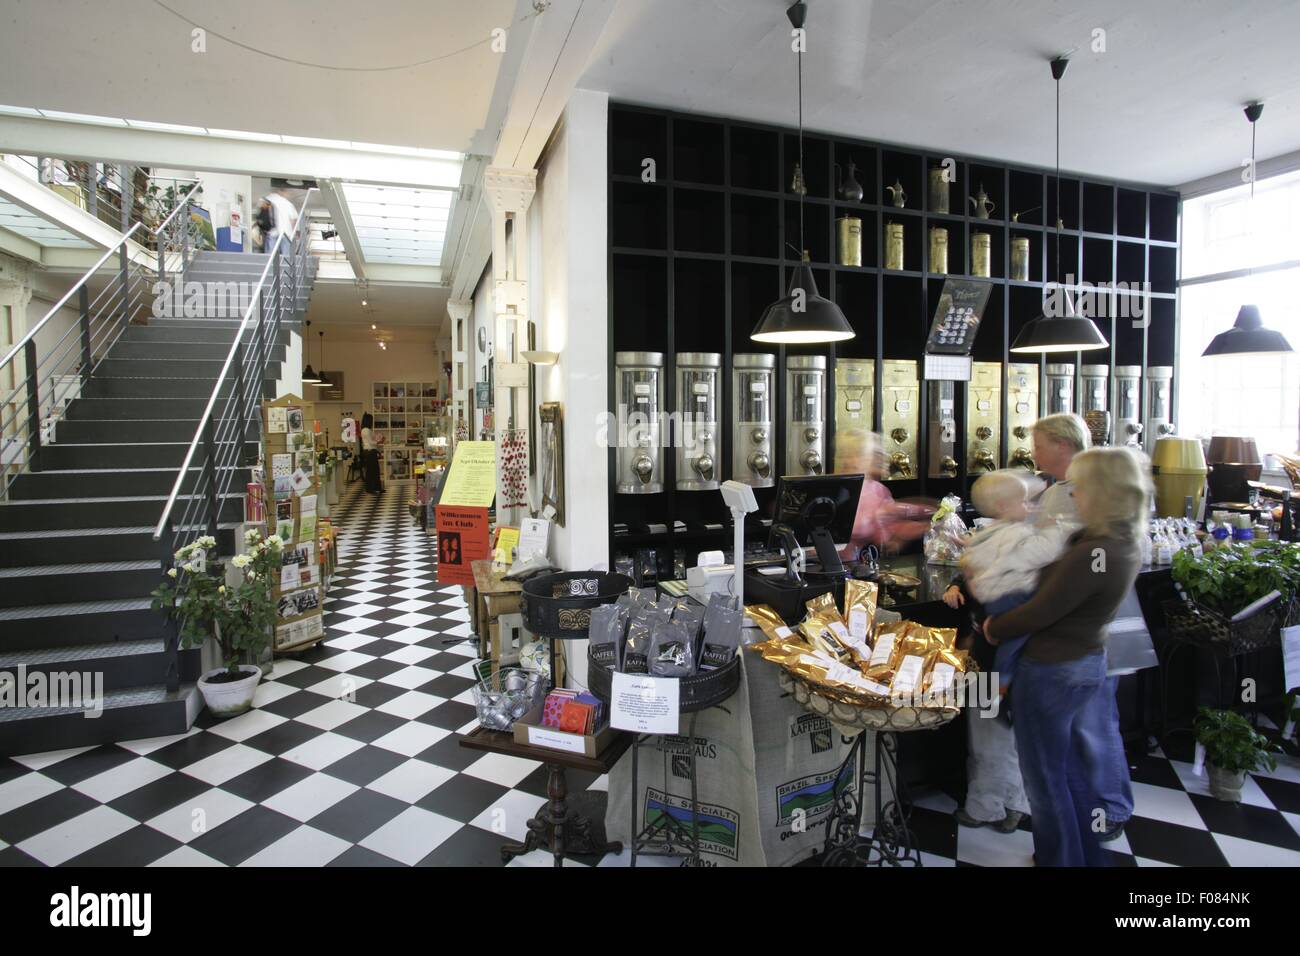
left=302, top=320, right=322, bottom=383
left=313, top=331, right=333, bottom=388
left=1202, top=103, right=1293, bottom=357
left=751, top=2, right=854, bottom=346
left=1010, top=56, right=1108, bottom=354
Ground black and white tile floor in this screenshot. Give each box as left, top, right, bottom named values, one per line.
left=2, top=481, right=1299, bottom=867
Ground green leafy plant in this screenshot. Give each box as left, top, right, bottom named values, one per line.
left=1193, top=707, right=1279, bottom=775
left=151, top=530, right=283, bottom=680
left=1172, top=540, right=1300, bottom=619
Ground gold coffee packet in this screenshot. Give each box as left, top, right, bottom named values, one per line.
left=746, top=604, right=794, bottom=643
left=806, top=590, right=845, bottom=625
left=890, top=654, right=928, bottom=698
left=934, top=646, right=967, bottom=672
left=800, top=604, right=850, bottom=661
left=867, top=620, right=910, bottom=671
left=844, top=579, right=879, bottom=645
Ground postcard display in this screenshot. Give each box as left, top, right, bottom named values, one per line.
left=263, top=395, right=327, bottom=652
left=372, top=381, right=443, bottom=481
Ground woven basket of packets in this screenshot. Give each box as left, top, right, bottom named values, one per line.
left=585, top=588, right=744, bottom=712
left=746, top=580, right=973, bottom=733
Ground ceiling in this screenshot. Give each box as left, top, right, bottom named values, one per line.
left=0, top=0, right=519, bottom=154
left=580, top=0, right=1300, bottom=187
left=306, top=281, right=450, bottom=329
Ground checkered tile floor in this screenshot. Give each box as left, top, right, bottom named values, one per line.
left=2, top=480, right=1299, bottom=867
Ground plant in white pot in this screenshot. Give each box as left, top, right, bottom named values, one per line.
left=151, top=531, right=283, bottom=717
left=1193, top=707, right=1279, bottom=802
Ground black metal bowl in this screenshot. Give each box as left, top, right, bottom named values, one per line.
left=587, top=648, right=741, bottom=714
left=521, top=571, right=634, bottom=640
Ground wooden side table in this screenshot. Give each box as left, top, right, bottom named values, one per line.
left=470, top=560, right=524, bottom=670
left=460, top=727, right=632, bottom=866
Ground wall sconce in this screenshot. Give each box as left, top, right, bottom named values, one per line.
left=521, top=349, right=560, bottom=366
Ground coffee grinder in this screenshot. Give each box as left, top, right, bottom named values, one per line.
left=785, top=355, right=826, bottom=477
left=615, top=351, right=664, bottom=494
left=675, top=352, right=721, bottom=491
left=1114, top=366, right=1143, bottom=447
left=731, top=353, right=776, bottom=488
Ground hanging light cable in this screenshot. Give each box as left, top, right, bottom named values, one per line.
left=750, top=1, right=854, bottom=345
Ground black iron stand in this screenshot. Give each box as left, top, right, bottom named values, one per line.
left=630, top=711, right=703, bottom=867
left=820, top=731, right=921, bottom=867
left=500, top=766, right=621, bottom=866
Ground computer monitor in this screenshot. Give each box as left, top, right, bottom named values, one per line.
left=771, top=473, right=864, bottom=575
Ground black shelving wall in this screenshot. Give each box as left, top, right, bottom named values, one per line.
left=607, top=103, right=1180, bottom=571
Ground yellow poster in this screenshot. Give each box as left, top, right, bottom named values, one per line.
left=494, top=526, right=520, bottom=560
left=439, top=440, right=497, bottom=507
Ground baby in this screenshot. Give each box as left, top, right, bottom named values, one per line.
left=959, top=470, right=1069, bottom=695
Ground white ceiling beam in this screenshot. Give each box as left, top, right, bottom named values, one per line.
left=314, top=259, right=442, bottom=286
left=0, top=228, right=40, bottom=264
left=317, top=180, right=366, bottom=282
left=0, top=116, right=461, bottom=189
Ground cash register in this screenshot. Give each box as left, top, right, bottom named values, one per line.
left=745, top=473, right=866, bottom=621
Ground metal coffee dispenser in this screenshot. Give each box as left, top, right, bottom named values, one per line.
left=1081, top=364, right=1111, bottom=445
left=1114, top=366, right=1143, bottom=447
left=968, top=362, right=1001, bottom=475
left=881, top=359, right=919, bottom=481
left=1045, top=363, right=1075, bottom=416
left=833, top=358, right=875, bottom=473
left=927, top=379, right=958, bottom=478
left=1144, top=366, right=1175, bottom=456
left=676, top=352, right=721, bottom=491
left=732, top=353, right=776, bottom=488
left=786, top=355, right=826, bottom=476
left=1006, top=362, right=1038, bottom=469
left=615, top=351, right=664, bottom=494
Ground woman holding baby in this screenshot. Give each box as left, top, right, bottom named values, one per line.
left=982, top=421, right=1148, bottom=866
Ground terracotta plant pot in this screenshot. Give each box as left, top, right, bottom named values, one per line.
left=197, top=665, right=262, bottom=718
left=1207, top=763, right=1246, bottom=802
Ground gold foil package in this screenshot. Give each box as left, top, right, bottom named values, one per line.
left=745, top=604, right=794, bottom=643
left=843, top=579, right=879, bottom=645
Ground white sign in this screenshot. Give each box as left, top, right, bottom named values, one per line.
left=610, top=672, right=680, bottom=735
left=526, top=726, right=585, bottom=754
left=518, top=517, right=550, bottom=560
left=280, top=562, right=301, bottom=590
left=290, top=468, right=314, bottom=494
left=1283, top=625, right=1300, bottom=694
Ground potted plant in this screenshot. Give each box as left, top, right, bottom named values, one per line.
left=1193, top=707, right=1279, bottom=802
left=151, top=530, right=283, bottom=717
left=1173, top=540, right=1300, bottom=622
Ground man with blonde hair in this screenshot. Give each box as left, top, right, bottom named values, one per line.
left=1030, top=413, right=1090, bottom=529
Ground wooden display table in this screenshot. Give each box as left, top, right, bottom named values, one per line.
left=470, top=559, right=523, bottom=662
left=460, top=726, right=631, bottom=866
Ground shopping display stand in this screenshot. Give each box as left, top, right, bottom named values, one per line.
left=778, top=671, right=960, bottom=867
left=454, top=570, right=632, bottom=867
left=589, top=654, right=742, bottom=867
left=471, top=559, right=524, bottom=666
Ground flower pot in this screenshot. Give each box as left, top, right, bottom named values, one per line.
left=197, top=665, right=262, bottom=718
left=1207, top=763, right=1246, bottom=802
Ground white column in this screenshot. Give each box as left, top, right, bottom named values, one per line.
left=483, top=167, right=537, bottom=528
left=446, top=297, right=472, bottom=453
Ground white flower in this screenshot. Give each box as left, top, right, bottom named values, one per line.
left=244, top=528, right=262, bottom=544
left=231, top=554, right=251, bottom=569
left=247, top=571, right=257, bottom=581
left=183, top=562, right=195, bottom=573
left=219, top=585, right=227, bottom=594
left=198, top=536, right=217, bottom=550
left=266, top=535, right=283, bottom=548
left=167, top=567, right=178, bottom=578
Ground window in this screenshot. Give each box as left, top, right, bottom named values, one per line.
left=1179, top=169, right=1300, bottom=456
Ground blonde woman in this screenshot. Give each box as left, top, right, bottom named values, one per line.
left=984, top=447, right=1149, bottom=866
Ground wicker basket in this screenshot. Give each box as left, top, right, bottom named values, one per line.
left=1161, top=594, right=1284, bottom=657
left=587, top=650, right=742, bottom=714
left=779, top=671, right=961, bottom=733
left=520, top=571, right=633, bottom=640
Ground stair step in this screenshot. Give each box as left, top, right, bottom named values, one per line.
left=7, top=466, right=252, bottom=500
left=0, top=526, right=237, bottom=568
left=0, top=682, right=201, bottom=757
left=0, top=640, right=201, bottom=690
left=0, top=493, right=245, bottom=531
left=0, top=597, right=165, bottom=649
left=55, top=418, right=260, bottom=444
left=79, top=376, right=276, bottom=399
left=36, top=440, right=258, bottom=470
left=109, top=340, right=288, bottom=361
left=96, top=357, right=248, bottom=378
left=63, top=397, right=212, bottom=421
left=0, top=560, right=162, bottom=608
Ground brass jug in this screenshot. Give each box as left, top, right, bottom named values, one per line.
left=969, top=185, right=996, bottom=219
left=885, top=179, right=907, bottom=208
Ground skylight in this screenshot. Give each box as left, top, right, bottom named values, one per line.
left=0, top=196, right=94, bottom=248
left=340, top=183, right=455, bottom=266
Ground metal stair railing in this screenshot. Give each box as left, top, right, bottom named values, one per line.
left=0, top=179, right=203, bottom=497
left=151, top=189, right=317, bottom=692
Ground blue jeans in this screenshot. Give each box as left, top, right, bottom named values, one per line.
left=985, top=591, right=1032, bottom=691
left=1013, top=652, right=1115, bottom=867
left=1087, top=672, right=1134, bottom=825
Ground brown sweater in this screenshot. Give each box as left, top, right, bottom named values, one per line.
left=985, top=531, right=1141, bottom=664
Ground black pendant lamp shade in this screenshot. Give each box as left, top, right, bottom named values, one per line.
left=753, top=255, right=854, bottom=344
left=1203, top=304, right=1293, bottom=356
left=1010, top=55, right=1109, bottom=354
left=313, top=331, right=332, bottom=387
left=750, top=2, right=855, bottom=346
left=1010, top=290, right=1109, bottom=353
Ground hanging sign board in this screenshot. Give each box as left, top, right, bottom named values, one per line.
left=434, top=505, right=491, bottom=587
left=439, top=440, right=497, bottom=507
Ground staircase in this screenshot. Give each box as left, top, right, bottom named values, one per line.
left=0, top=246, right=316, bottom=756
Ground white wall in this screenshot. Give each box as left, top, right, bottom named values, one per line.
left=470, top=266, right=494, bottom=437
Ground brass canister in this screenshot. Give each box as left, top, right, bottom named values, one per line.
left=928, top=166, right=950, bottom=214
left=928, top=226, right=948, bottom=274
left=971, top=231, right=991, bottom=278
left=837, top=216, right=862, bottom=267
left=1010, top=236, right=1030, bottom=281
left=885, top=221, right=905, bottom=271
